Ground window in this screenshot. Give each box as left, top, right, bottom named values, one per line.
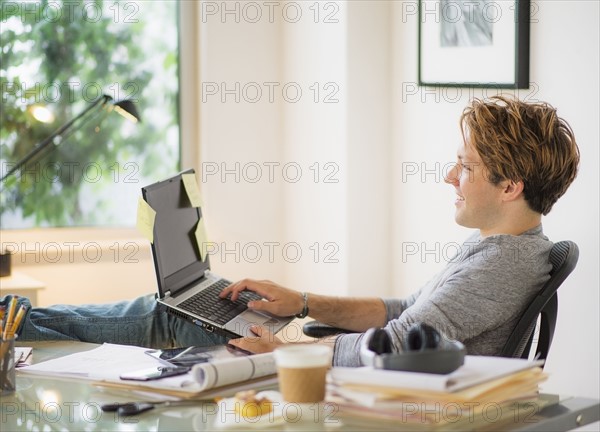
left=0, top=1, right=180, bottom=228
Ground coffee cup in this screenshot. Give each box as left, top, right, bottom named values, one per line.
left=274, top=345, right=332, bottom=403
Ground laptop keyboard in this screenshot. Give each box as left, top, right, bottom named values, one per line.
left=179, top=279, right=263, bottom=326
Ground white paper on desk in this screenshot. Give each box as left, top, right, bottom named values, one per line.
left=192, top=352, right=276, bottom=392
left=329, top=355, right=545, bottom=393
left=19, top=343, right=278, bottom=394
left=19, top=343, right=200, bottom=390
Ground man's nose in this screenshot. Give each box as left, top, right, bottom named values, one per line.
left=444, top=164, right=459, bottom=185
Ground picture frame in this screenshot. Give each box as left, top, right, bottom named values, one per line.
left=418, top=0, right=530, bottom=89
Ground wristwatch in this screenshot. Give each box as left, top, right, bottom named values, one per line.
left=295, top=292, right=309, bottom=319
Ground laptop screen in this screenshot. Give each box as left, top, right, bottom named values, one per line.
left=142, top=169, right=210, bottom=297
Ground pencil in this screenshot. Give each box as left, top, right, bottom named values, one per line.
left=2, top=297, right=18, bottom=340
left=0, top=306, right=5, bottom=335
left=8, top=305, right=27, bottom=339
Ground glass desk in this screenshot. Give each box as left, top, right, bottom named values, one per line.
left=1, top=341, right=599, bottom=431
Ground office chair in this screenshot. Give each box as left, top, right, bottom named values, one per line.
left=303, top=241, right=579, bottom=363
left=500, top=240, right=579, bottom=361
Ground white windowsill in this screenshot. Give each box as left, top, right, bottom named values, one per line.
left=0, top=227, right=152, bottom=266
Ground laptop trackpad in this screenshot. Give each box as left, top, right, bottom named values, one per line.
left=225, top=311, right=283, bottom=338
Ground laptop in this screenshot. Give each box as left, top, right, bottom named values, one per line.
left=141, top=169, right=293, bottom=338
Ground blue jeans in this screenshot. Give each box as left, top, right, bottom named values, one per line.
left=1, top=295, right=227, bottom=348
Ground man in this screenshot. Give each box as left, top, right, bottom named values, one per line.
left=5, top=96, right=580, bottom=367
left=221, top=96, right=580, bottom=366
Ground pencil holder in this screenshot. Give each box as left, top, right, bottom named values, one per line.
left=0, top=337, right=16, bottom=395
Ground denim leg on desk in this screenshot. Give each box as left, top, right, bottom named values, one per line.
left=2, top=294, right=227, bottom=348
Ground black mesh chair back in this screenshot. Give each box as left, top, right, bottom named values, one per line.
left=500, top=240, right=579, bottom=361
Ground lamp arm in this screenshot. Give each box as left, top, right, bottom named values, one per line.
left=1, top=94, right=113, bottom=183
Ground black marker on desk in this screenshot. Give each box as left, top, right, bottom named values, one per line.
left=101, top=400, right=204, bottom=416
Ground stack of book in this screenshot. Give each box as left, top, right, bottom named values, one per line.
left=327, top=356, right=553, bottom=430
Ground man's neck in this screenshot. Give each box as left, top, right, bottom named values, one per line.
left=480, top=212, right=542, bottom=238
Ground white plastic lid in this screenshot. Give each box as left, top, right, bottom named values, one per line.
left=274, top=345, right=332, bottom=368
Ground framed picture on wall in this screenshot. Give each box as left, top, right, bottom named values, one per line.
left=418, top=0, right=530, bottom=89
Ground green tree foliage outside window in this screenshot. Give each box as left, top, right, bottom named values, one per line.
left=0, top=1, right=180, bottom=228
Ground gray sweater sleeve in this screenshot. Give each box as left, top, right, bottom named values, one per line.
left=333, top=228, right=552, bottom=367
left=383, top=289, right=422, bottom=321
left=333, top=289, right=423, bottom=367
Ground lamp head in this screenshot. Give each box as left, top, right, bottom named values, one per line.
left=1, top=93, right=142, bottom=185
left=112, top=99, right=141, bottom=123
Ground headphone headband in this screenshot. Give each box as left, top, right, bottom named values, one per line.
left=359, top=323, right=466, bottom=374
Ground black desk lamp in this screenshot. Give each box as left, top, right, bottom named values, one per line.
left=1, top=94, right=141, bottom=184
left=0, top=94, right=141, bottom=276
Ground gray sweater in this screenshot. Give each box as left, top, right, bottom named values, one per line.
left=333, top=225, right=553, bottom=367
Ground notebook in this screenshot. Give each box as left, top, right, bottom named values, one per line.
left=141, top=169, right=293, bottom=338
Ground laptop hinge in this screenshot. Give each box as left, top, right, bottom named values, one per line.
left=164, top=291, right=171, bottom=298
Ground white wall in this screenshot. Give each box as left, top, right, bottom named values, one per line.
left=198, top=6, right=287, bottom=285
left=279, top=4, right=348, bottom=296
left=199, top=2, right=394, bottom=301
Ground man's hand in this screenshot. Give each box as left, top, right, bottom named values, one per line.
left=228, top=325, right=284, bottom=354
left=219, top=279, right=304, bottom=317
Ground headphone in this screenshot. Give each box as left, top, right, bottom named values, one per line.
left=359, top=323, right=466, bottom=374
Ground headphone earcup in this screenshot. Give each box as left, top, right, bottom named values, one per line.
left=367, top=328, right=393, bottom=355
left=405, top=323, right=441, bottom=351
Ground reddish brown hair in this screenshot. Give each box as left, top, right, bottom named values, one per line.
left=461, top=96, right=580, bottom=215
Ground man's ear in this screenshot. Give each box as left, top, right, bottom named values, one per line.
left=501, top=179, right=525, bottom=202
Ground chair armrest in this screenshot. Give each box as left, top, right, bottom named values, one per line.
left=302, top=320, right=354, bottom=338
